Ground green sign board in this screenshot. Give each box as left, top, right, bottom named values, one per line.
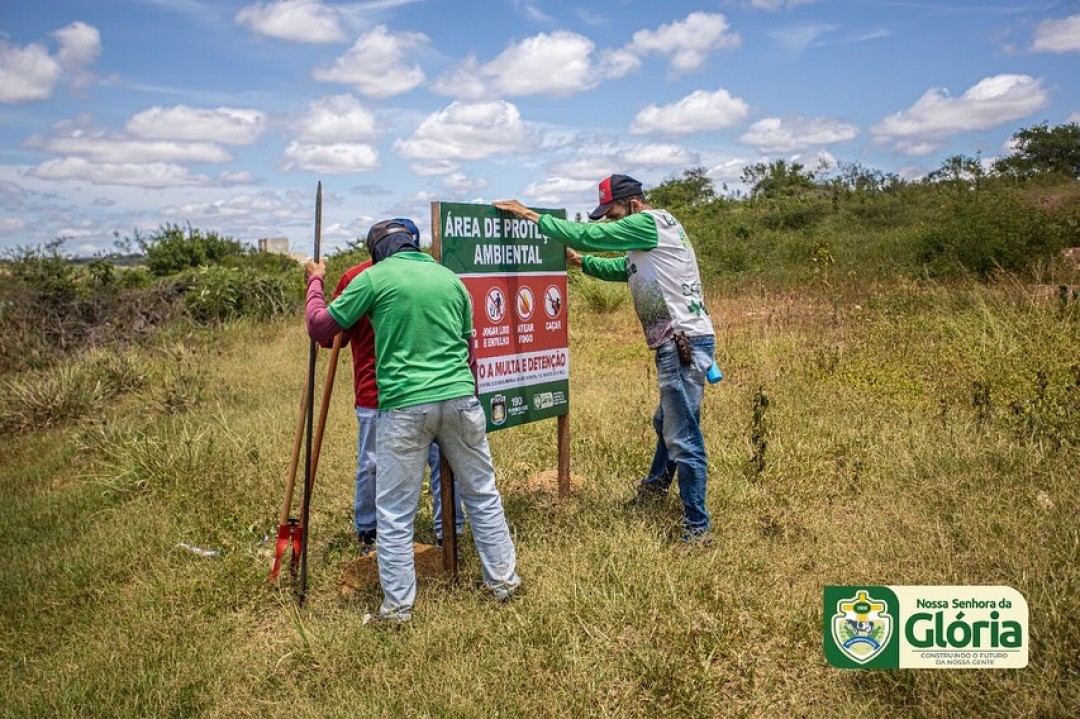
left=436, top=202, right=570, bottom=432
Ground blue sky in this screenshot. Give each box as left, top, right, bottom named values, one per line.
left=1, top=0, right=1078, bottom=256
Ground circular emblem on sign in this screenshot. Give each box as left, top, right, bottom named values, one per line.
left=515, top=286, right=535, bottom=321
left=543, top=284, right=563, bottom=319
left=485, top=287, right=506, bottom=323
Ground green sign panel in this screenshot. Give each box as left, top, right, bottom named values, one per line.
left=436, top=202, right=570, bottom=432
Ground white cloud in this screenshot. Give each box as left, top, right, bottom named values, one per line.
left=741, top=116, right=858, bottom=152
left=0, top=217, right=26, bottom=235
left=410, top=160, right=459, bottom=176
left=280, top=141, right=379, bottom=173
left=627, top=12, right=741, bottom=74
left=872, top=74, right=1049, bottom=154
left=598, top=48, right=641, bottom=79
left=550, top=157, right=616, bottom=181
left=393, top=101, right=530, bottom=161
left=28, top=158, right=207, bottom=187
left=235, top=0, right=346, bottom=43
left=53, top=21, right=101, bottom=70
left=707, top=159, right=751, bottom=185
left=630, top=89, right=750, bottom=135
left=292, top=95, right=377, bottom=143
left=486, top=31, right=596, bottom=97
left=1031, top=14, right=1080, bottom=53
left=521, top=177, right=595, bottom=204
left=126, top=105, right=267, bottom=145
left=313, top=25, right=427, bottom=98
left=433, top=31, right=600, bottom=99
left=41, top=134, right=232, bottom=163
left=0, top=42, right=61, bottom=103
left=626, top=143, right=699, bottom=168
left=0, top=21, right=101, bottom=104
left=1068, top=111, right=1080, bottom=124
left=443, top=172, right=488, bottom=193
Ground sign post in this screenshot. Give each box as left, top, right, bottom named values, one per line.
left=432, top=201, right=572, bottom=574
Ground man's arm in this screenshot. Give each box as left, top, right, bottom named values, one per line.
left=581, top=255, right=629, bottom=282
left=493, top=199, right=658, bottom=253
left=305, top=273, right=344, bottom=343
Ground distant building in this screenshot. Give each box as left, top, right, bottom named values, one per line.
left=258, top=237, right=290, bottom=254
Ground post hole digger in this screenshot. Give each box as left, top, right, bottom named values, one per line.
left=268, top=182, right=343, bottom=605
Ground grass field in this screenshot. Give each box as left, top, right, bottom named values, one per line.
left=1, top=273, right=1078, bottom=718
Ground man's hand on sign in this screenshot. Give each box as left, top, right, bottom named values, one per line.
left=493, top=200, right=539, bottom=223
left=306, top=258, right=326, bottom=279
left=565, top=247, right=583, bottom=268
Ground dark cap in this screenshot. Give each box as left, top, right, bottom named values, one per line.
left=366, top=218, right=420, bottom=260
left=589, top=174, right=643, bottom=220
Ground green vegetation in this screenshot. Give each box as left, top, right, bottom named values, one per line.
left=1, top=123, right=1078, bottom=716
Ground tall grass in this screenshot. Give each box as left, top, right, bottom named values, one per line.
left=0, top=277, right=1077, bottom=717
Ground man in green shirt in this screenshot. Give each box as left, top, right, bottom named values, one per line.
left=306, top=219, right=520, bottom=621
left=496, top=175, right=717, bottom=541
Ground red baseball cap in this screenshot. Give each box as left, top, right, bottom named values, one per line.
left=589, top=174, right=643, bottom=220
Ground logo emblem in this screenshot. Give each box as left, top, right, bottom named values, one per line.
left=831, top=590, right=894, bottom=665
left=490, top=394, right=506, bottom=425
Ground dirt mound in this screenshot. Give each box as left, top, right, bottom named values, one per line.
left=338, top=542, right=445, bottom=594
left=510, top=469, right=585, bottom=495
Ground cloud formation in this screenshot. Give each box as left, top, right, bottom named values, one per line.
left=291, top=95, right=378, bottom=143
left=280, top=141, right=379, bottom=173
left=235, top=0, right=346, bottom=43
left=393, top=101, right=530, bottom=161
left=313, top=25, right=427, bottom=97
left=432, top=31, right=601, bottom=99
left=872, top=74, right=1049, bottom=155
left=630, top=89, right=750, bottom=135
left=433, top=13, right=740, bottom=100
left=126, top=106, right=267, bottom=145
left=741, top=116, right=858, bottom=152
left=0, top=21, right=100, bottom=103
left=1031, top=14, right=1080, bottom=53
left=626, top=12, right=741, bottom=74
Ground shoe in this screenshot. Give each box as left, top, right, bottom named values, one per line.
left=363, top=610, right=411, bottom=626
left=628, top=481, right=668, bottom=506
left=357, top=530, right=376, bottom=556
left=679, top=528, right=713, bottom=547
left=486, top=581, right=523, bottom=604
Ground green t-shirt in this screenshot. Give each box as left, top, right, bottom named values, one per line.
left=326, top=252, right=475, bottom=410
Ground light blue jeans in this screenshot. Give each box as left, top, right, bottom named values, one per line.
left=642, top=335, right=715, bottom=534
left=375, top=396, right=520, bottom=619
left=354, top=407, right=464, bottom=540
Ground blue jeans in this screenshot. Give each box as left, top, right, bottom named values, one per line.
left=642, top=335, right=715, bottom=534
left=354, top=407, right=464, bottom=540
left=375, top=396, right=520, bottom=619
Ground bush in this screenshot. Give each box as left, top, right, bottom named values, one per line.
left=916, top=187, right=1071, bottom=278
left=139, top=224, right=245, bottom=276
left=184, top=265, right=299, bottom=324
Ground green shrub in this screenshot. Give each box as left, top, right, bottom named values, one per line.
left=184, top=265, right=298, bottom=324
left=917, top=187, right=1070, bottom=278
left=140, top=224, right=245, bottom=276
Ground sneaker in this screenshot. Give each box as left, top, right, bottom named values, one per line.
left=679, top=528, right=713, bottom=547
left=363, top=610, right=410, bottom=626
